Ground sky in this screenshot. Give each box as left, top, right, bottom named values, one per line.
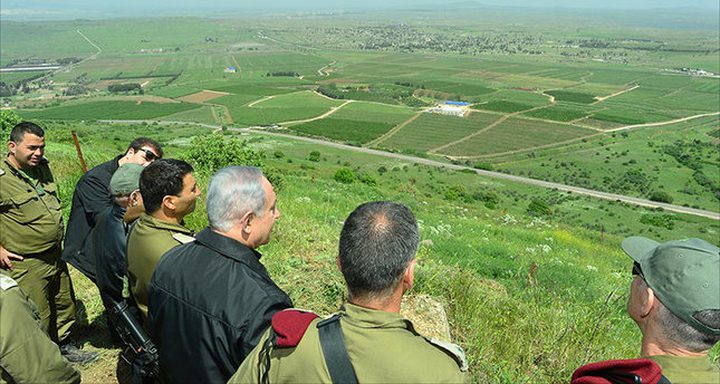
left=2, top=1, right=718, bottom=20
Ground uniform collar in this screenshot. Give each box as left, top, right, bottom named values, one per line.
left=194, top=227, right=265, bottom=266
left=138, top=212, right=193, bottom=234
left=646, top=354, right=716, bottom=371
left=340, top=302, right=410, bottom=330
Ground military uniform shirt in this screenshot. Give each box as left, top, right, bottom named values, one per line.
left=231, top=303, right=468, bottom=383
left=127, top=213, right=194, bottom=318
left=648, top=355, right=720, bottom=384
left=0, top=273, right=80, bottom=384
left=0, top=159, right=63, bottom=255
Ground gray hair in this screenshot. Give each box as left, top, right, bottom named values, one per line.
left=656, top=302, right=720, bottom=352
left=339, top=201, right=419, bottom=300
left=206, top=166, right=266, bottom=232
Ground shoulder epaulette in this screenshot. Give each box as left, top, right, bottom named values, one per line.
left=172, top=233, right=195, bottom=244
left=0, top=274, right=18, bottom=291
left=427, top=338, right=468, bottom=372
left=271, top=309, right=319, bottom=348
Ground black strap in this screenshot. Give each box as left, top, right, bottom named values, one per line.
left=658, top=374, right=672, bottom=384
left=317, top=315, right=358, bottom=384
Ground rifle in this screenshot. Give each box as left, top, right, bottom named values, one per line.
left=108, top=300, right=160, bottom=383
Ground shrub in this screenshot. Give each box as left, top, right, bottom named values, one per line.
left=648, top=191, right=674, bottom=204
left=184, top=133, right=264, bottom=174
left=358, top=173, right=377, bottom=186
left=308, top=150, right=321, bottom=162
left=273, top=150, right=285, bottom=159
left=334, top=167, right=356, bottom=184
left=527, top=198, right=551, bottom=216
left=1, top=109, right=22, bottom=138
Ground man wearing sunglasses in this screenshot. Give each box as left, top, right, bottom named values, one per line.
left=62, top=137, right=162, bottom=287
left=573, top=237, right=719, bottom=383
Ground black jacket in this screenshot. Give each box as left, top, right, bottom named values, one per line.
left=62, top=155, right=123, bottom=280
left=148, top=227, right=293, bottom=384
left=85, top=203, right=128, bottom=306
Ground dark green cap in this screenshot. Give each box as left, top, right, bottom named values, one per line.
left=622, top=236, right=720, bottom=336
left=110, top=163, right=144, bottom=196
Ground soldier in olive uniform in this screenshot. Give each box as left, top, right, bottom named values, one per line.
left=1, top=272, right=80, bottom=384
left=127, top=159, right=199, bottom=319
left=0, top=122, right=80, bottom=349
left=230, top=201, right=468, bottom=383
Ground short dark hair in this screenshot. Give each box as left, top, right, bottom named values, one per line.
left=140, top=159, right=193, bottom=214
left=127, top=137, right=163, bottom=159
left=339, top=201, right=419, bottom=300
left=10, top=122, right=44, bottom=143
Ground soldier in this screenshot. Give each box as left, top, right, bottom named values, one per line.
left=127, top=159, right=199, bottom=319
left=0, top=121, right=97, bottom=363
left=230, top=201, right=468, bottom=383
left=148, top=166, right=292, bottom=384
left=63, top=137, right=162, bottom=283
left=1, top=272, right=80, bottom=384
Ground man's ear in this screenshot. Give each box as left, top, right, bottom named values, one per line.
left=8, top=141, right=16, bottom=155
left=239, top=210, right=254, bottom=235
left=640, top=286, right=656, bottom=318
left=126, top=147, right=136, bottom=156
left=402, top=259, right=416, bottom=292
left=162, top=195, right=176, bottom=211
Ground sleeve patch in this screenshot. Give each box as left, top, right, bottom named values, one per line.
left=172, top=233, right=195, bottom=244
left=0, top=274, right=18, bottom=291
left=428, top=338, right=468, bottom=372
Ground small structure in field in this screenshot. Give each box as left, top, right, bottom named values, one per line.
left=428, top=100, right=470, bottom=117
left=224, top=66, right=237, bottom=73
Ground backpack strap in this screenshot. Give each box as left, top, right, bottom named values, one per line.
left=658, top=374, right=672, bottom=384
left=317, top=314, right=358, bottom=384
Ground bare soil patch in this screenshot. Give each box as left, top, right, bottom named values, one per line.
left=179, top=90, right=230, bottom=104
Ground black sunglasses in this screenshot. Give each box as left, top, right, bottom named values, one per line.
left=631, top=262, right=644, bottom=278
left=139, top=148, right=159, bottom=161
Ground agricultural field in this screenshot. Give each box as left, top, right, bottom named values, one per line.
left=216, top=91, right=343, bottom=126
left=438, top=117, right=597, bottom=157
left=289, top=101, right=415, bottom=144
left=18, top=100, right=199, bottom=120
left=378, top=112, right=501, bottom=153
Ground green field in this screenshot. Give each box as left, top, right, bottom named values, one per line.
left=215, top=91, right=343, bottom=126
left=18, top=100, right=199, bottom=120
left=473, top=100, right=534, bottom=113
left=289, top=102, right=415, bottom=144
left=379, top=112, right=501, bottom=153
left=440, top=117, right=597, bottom=157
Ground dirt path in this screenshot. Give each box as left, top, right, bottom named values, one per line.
left=317, top=61, right=337, bottom=77
left=279, top=100, right=353, bottom=126
left=231, top=56, right=243, bottom=75
left=247, top=95, right=276, bottom=108
left=605, top=112, right=720, bottom=133
left=365, top=112, right=422, bottom=147
left=96, top=119, right=720, bottom=220
left=593, top=84, right=639, bottom=103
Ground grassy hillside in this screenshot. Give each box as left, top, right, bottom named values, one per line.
left=38, top=121, right=718, bottom=383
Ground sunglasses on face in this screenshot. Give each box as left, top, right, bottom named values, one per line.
left=138, top=148, right=159, bottom=161
left=631, top=262, right=644, bottom=279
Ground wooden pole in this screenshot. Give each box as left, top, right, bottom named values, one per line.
left=71, top=131, right=88, bottom=174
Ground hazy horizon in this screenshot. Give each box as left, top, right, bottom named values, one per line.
left=2, top=0, right=719, bottom=21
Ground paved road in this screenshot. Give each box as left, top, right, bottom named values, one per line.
left=99, top=119, right=720, bottom=220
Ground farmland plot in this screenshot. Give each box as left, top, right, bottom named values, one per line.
left=19, top=100, right=199, bottom=121
left=380, top=112, right=501, bottom=152
left=439, top=117, right=595, bottom=157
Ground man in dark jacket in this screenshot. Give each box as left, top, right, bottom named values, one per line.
left=148, top=166, right=292, bottom=384
left=83, top=163, right=144, bottom=308
left=62, top=137, right=162, bottom=282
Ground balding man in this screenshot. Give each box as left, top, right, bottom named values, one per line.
left=230, top=201, right=468, bottom=383
left=148, top=166, right=292, bottom=384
